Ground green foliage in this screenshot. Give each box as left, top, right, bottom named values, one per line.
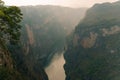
left=0, top=0, right=25, bottom=80
left=0, top=0, right=22, bottom=45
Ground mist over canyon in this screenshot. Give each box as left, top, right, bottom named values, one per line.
left=6, top=5, right=87, bottom=80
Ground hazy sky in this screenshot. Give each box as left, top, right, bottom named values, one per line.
left=3, top=0, right=118, bottom=8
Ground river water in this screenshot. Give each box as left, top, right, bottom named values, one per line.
left=45, top=52, right=66, bottom=80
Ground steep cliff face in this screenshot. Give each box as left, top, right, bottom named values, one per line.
left=0, top=42, right=22, bottom=80
left=0, top=42, right=48, bottom=80
left=0, top=39, right=18, bottom=80
left=64, top=1, right=120, bottom=80
left=8, top=44, right=48, bottom=80
left=0, top=44, right=13, bottom=69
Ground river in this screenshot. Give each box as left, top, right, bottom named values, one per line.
left=45, top=52, right=66, bottom=80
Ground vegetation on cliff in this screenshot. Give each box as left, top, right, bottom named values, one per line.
left=0, top=1, right=48, bottom=80
left=0, top=0, right=24, bottom=80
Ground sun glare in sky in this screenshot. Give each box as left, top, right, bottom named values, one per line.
left=3, top=0, right=118, bottom=8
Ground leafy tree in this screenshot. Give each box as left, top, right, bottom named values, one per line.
left=0, top=0, right=22, bottom=45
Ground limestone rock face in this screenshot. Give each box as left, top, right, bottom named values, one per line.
left=64, top=1, right=120, bottom=80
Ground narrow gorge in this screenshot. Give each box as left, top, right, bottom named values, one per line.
left=19, top=6, right=86, bottom=80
